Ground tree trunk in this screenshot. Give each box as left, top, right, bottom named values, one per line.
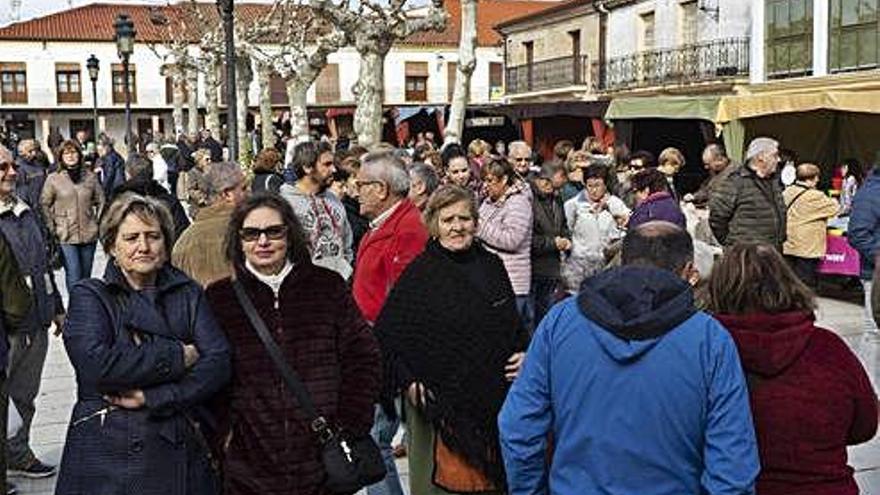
left=171, top=70, right=186, bottom=136
left=353, top=49, right=386, bottom=148
left=444, top=0, right=477, bottom=145
left=286, top=77, right=310, bottom=144
left=236, top=55, right=253, bottom=163
left=257, top=63, right=275, bottom=152
left=186, top=67, right=200, bottom=135
left=204, top=61, right=221, bottom=140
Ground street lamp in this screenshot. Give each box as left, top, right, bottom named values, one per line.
left=217, top=0, right=237, bottom=160
left=114, top=13, right=136, bottom=154
left=86, top=54, right=99, bottom=141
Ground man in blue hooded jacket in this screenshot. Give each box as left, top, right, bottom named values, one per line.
left=499, top=221, right=759, bottom=495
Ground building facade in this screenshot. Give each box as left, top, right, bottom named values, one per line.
left=0, top=1, right=551, bottom=148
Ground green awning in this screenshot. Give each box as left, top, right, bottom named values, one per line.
left=604, top=96, right=722, bottom=123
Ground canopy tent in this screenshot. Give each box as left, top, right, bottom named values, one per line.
left=716, top=73, right=880, bottom=164
left=602, top=72, right=880, bottom=169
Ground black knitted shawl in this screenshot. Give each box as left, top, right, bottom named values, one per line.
left=374, top=239, right=529, bottom=489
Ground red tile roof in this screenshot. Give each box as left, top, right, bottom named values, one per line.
left=494, top=0, right=590, bottom=31
left=0, top=0, right=561, bottom=47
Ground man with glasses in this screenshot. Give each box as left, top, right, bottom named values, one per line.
left=508, top=141, right=538, bottom=181
left=172, top=161, right=248, bottom=287
left=352, top=151, right=428, bottom=495
left=710, top=137, right=787, bottom=252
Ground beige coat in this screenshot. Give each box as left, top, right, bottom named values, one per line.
left=783, top=184, right=839, bottom=259
left=171, top=202, right=234, bottom=287
left=40, top=169, right=104, bottom=245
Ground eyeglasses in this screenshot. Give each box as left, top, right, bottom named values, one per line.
left=239, top=224, right=288, bottom=242
left=512, top=157, right=530, bottom=163
left=354, top=179, right=381, bottom=191
left=0, top=161, right=17, bottom=173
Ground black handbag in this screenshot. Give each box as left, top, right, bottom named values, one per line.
left=231, top=280, right=386, bottom=494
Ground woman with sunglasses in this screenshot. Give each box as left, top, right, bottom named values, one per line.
left=205, top=193, right=381, bottom=495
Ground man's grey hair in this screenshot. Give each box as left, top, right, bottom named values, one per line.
left=124, top=153, right=153, bottom=181
left=409, top=163, right=440, bottom=196
left=508, top=140, right=532, bottom=155
left=205, top=161, right=244, bottom=201
left=745, top=137, right=779, bottom=163
left=361, top=151, right=410, bottom=197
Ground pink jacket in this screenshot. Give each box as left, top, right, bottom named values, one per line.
left=478, top=181, right=533, bottom=295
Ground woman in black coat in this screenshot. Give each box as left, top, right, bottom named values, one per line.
left=375, top=185, right=530, bottom=494
left=57, top=193, right=230, bottom=495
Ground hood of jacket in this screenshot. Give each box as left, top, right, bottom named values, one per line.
left=714, top=310, right=814, bottom=377
left=578, top=266, right=696, bottom=363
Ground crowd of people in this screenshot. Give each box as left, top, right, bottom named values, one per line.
left=0, top=126, right=876, bottom=495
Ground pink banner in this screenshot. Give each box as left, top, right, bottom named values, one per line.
left=817, top=235, right=861, bottom=277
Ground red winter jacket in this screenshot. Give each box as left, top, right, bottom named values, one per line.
left=352, top=199, right=428, bottom=323
left=716, top=311, right=878, bottom=495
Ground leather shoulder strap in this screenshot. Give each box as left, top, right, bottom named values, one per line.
left=230, top=279, right=333, bottom=436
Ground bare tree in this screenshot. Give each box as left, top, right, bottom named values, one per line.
left=245, top=4, right=348, bottom=144
left=444, top=0, right=476, bottom=145
left=313, top=0, right=448, bottom=147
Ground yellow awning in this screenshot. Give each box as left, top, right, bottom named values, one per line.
left=717, top=70, right=880, bottom=123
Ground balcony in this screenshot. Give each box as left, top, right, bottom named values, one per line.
left=593, top=37, right=749, bottom=92
left=505, top=55, right=590, bottom=95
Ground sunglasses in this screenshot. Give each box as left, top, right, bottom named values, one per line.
left=239, top=224, right=287, bottom=242
left=0, top=161, right=16, bottom=173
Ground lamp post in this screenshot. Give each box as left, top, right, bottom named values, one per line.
left=114, top=13, right=136, bottom=154
left=86, top=54, right=100, bottom=140
left=217, top=0, right=237, bottom=160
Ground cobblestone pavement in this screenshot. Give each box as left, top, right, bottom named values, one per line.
left=11, top=251, right=879, bottom=494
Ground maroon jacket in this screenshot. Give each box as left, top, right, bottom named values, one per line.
left=716, top=311, right=878, bottom=495
left=206, top=263, right=381, bottom=495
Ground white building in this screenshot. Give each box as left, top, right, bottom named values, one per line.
left=599, top=0, right=752, bottom=94
left=0, top=0, right=552, bottom=147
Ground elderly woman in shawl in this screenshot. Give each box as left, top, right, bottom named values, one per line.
left=375, top=185, right=530, bottom=494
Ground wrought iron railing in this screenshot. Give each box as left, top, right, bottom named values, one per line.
left=592, top=37, right=749, bottom=92
left=505, top=55, right=590, bottom=95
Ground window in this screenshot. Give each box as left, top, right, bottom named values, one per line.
left=55, top=63, right=81, bottom=104
left=830, top=0, right=880, bottom=72
left=489, top=62, right=503, bottom=99
left=447, top=62, right=458, bottom=102
left=680, top=1, right=699, bottom=46
left=270, top=74, right=287, bottom=105
left=640, top=12, right=656, bottom=51
left=765, top=0, right=814, bottom=78
left=0, top=63, right=27, bottom=104
left=404, top=62, right=429, bottom=102
left=112, top=64, right=137, bottom=104
left=164, top=76, right=189, bottom=105
left=523, top=41, right=535, bottom=91
left=315, top=64, right=340, bottom=104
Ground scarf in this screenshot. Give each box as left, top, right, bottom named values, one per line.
left=374, top=240, right=528, bottom=488
left=66, top=166, right=83, bottom=184
left=245, top=260, right=294, bottom=297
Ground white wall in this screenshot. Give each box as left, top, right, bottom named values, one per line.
left=607, top=0, right=752, bottom=59
left=0, top=38, right=503, bottom=145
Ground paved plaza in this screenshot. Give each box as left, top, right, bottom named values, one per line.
left=10, top=253, right=880, bottom=494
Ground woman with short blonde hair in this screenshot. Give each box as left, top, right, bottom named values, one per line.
left=57, top=192, right=230, bottom=495
left=376, top=184, right=528, bottom=494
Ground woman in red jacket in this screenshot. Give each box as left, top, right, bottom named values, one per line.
left=705, top=242, right=878, bottom=495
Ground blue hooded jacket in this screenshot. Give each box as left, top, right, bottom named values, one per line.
left=499, top=266, right=759, bottom=495
left=848, top=168, right=880, bottom=280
